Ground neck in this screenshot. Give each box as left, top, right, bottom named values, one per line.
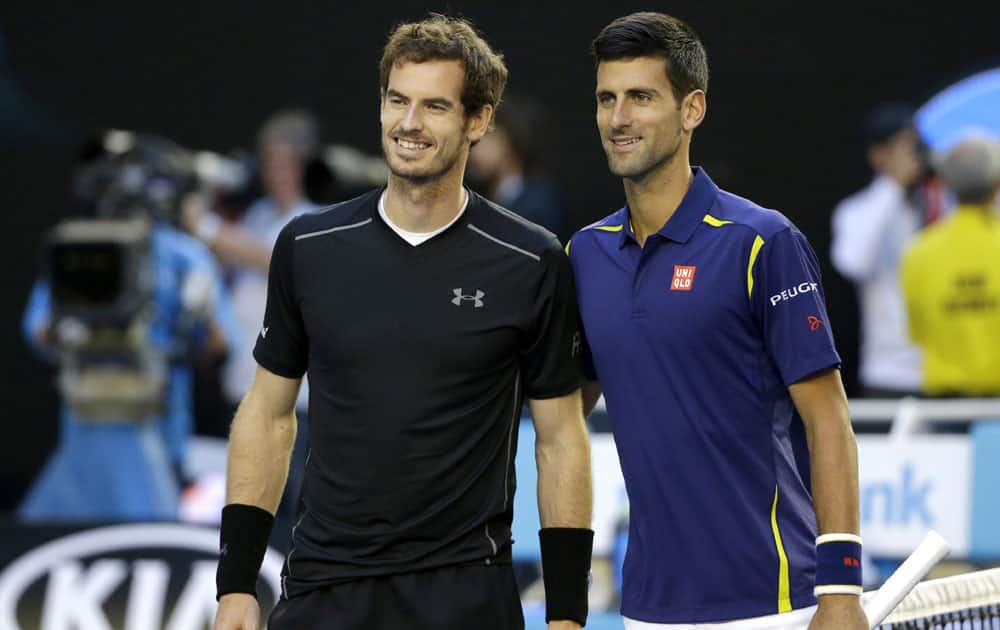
left=384, top=170, right=468, bottom=233
left=623, top=151, right=693, bottom=246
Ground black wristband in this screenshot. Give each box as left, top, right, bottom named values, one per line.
left=216, top=503, right=275, bottom=600
left=539, top=527, right=594, bottom=626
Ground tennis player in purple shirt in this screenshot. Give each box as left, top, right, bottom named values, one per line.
left=566, top=12, right=867, bottom=630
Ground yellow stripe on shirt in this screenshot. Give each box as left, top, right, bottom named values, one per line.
left=702, top=214, right=733, bottom=227
left=771, top=485, right=793, bottom=613
left=747, top=235, right=765, bottom=298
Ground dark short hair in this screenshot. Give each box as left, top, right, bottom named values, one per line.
left=864, top=102, right=915, bottom=147
left=379, top=14, right=508, bottom=121
left=592, top=11, right=709, bottom=103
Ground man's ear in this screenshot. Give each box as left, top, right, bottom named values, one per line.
left=682, top=90, right=707, bottom=132
left=467, top=104, right=494, bottom=143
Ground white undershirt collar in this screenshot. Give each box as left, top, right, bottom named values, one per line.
left=378, top=189, right=469, bottom=246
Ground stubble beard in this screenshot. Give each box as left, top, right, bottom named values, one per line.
left=608, top=129, right=683, bottom=182
left=383, top=136, right=464, bottom=186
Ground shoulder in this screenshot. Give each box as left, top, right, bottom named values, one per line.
left=705, top=190, right=802, bottom=243
left=465, top=190, right=563, bottom=260
left=904, top=218, right=949, bottom=261
left=280, top=189, right=381, bottom=241
left=566, top=207, right=628, bottom=253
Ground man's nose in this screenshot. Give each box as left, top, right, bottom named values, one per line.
left=610, top=100, right=631, bottom=129
left=400, top=104, right=423, bottom=132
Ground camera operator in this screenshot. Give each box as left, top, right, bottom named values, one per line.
left=19, top=133, right=242, bottom=522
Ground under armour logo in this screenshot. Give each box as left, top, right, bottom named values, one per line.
left=260, top=326, right=269, bottom=339
left=452, top=288, right=485, bottom=308
left=808, top=316, right=823, bottom=332
left=571, top=331, right=582, bottom=357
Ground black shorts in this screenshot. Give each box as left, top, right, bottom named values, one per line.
left=267, top=564, right=525, bottom=630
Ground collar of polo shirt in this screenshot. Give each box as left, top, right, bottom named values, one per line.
left=619, top=167, right=721, bottom=248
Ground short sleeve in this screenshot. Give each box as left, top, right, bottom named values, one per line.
left=520, top=245, right=586, bottom=398
left=752, top=227, right=841, bottom=386
left=253, top=222, right=308, bottom=378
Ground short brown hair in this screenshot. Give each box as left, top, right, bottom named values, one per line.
left=379, top=14, right=508, bottom=122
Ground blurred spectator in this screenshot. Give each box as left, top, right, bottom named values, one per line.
left=182, top=109, right=319, bottom=523
left=468, top=92, right=569, bottom=240
left=831, top=104, right=929, bottom=397
left=901, top=136, right=1000, bottom=396
left=20, top=136, right=241, bottom=521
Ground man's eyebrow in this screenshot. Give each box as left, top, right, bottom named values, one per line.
left=385, top=90, right=455, bottom=108
left=423, top=97, right=455, bottom=107
left=626, top=87, right=661, bottom=96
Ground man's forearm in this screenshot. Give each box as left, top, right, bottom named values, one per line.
left=226, top=398, right=297, bottom=512
left=535, top=420, right=593, bottom=528
left=806, top=406, right=860, bottom=535
left=790, top=371, right=860, bottom=535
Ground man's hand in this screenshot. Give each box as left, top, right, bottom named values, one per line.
left=808, top=594, right=868, bottom=630
left=213, top=593, right=260, bottom=630
left=547, top=621, right=582, bottom=630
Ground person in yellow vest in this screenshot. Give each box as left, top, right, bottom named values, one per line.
left=901, top=137, right=1000, bottom=396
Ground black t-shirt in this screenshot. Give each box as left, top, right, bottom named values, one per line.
left=253, top=188, right=584, bottom=597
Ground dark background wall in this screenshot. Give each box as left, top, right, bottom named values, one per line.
left=2, top=1, right=998, bottom=510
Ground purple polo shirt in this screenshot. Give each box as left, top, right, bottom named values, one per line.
left=567, top=168, right=841, bottom=623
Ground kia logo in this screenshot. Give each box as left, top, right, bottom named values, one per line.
left=0, top=523, right=284, bottom=630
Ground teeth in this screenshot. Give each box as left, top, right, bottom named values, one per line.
left=398, top=139, right=430, bottom=150
left=613, top=138, right=640, bottom=146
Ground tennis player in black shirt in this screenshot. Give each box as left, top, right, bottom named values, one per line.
left=213, top=14, right=594, bottom=630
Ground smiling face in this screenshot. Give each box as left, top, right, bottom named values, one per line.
left=380, top=59, right=491, bottom=185
left=595, top=56, right=704, bottom=181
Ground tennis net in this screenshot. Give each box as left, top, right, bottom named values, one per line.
left=873, top=568, right=1000, bottom=629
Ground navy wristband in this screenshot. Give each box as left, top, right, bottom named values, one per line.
left=814, top=533, right=863, bottom=597
left=216, top=503, right=275, bottom=600
left=539, top=527, right=593, bottom=626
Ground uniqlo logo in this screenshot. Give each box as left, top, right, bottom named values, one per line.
left=671, top=265, right=696, bottom=291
